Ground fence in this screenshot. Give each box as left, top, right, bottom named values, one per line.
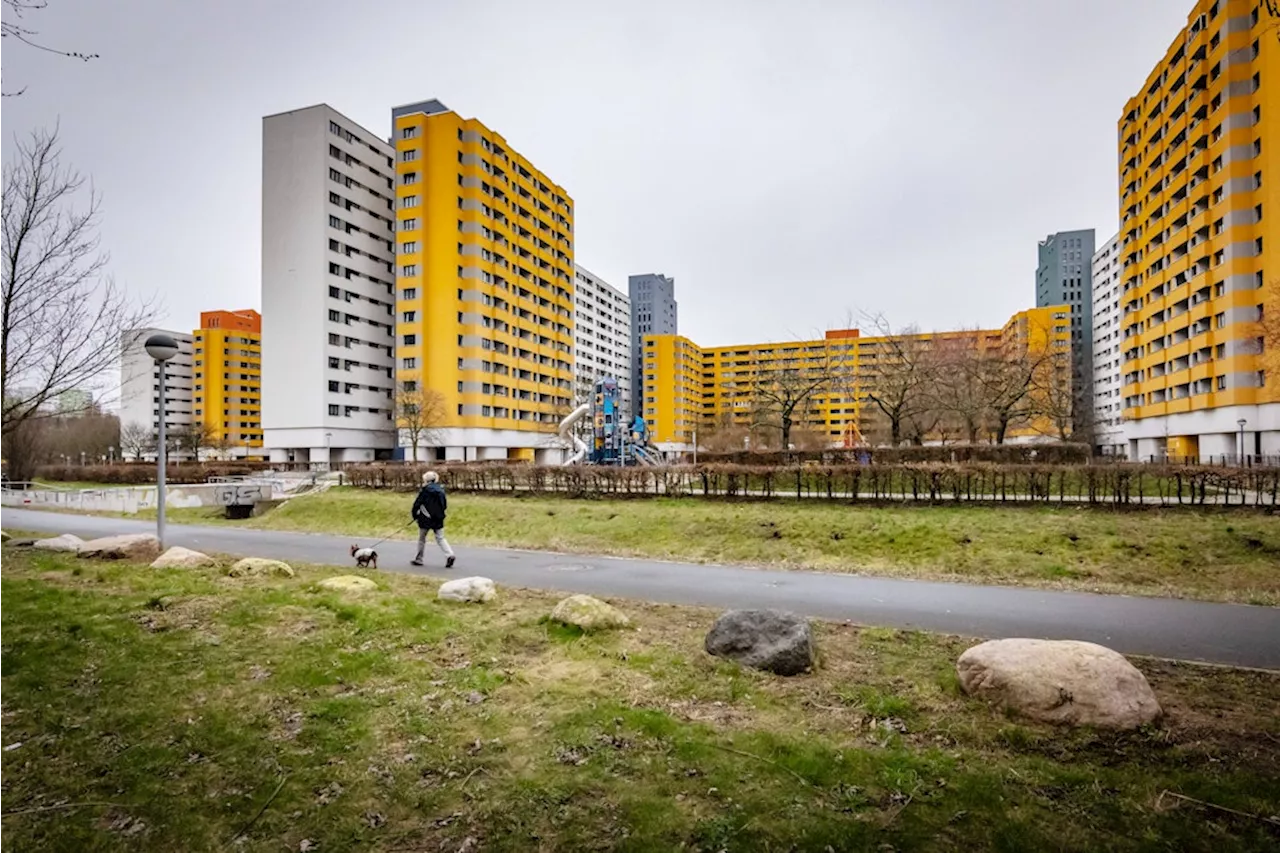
left=341, top=462, right=1280, bottom=507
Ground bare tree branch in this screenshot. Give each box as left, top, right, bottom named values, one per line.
left=119, top=420, right=154, bottom=462
left=1, top=125, right=157, bottom=437
left=1, top=0, right=99, bottom=96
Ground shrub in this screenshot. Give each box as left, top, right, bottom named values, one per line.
left=338, top=461, right=1280, bottom=507
left=34, top=462, right=271, bottom=485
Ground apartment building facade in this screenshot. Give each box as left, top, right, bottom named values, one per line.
left=572, top=265, right=631, bottom=422
left=628, top=273, right=677, bottom=421
left=642, top=308, right=1071, bottom=452
left=261, top=104, right=398, bottom=468
left=1036, top=229, right=1096, bottom=424
left=119, top=327, right=194, bottom=451
left=1118, top=0, right=1276, bottom=461
left=1091, top=233, right=1127, bottom=455
left=193, top=309, right=263, bottom=458
left=391, top=99, right=575, bottom=464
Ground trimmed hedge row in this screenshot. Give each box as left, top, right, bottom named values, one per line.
left=34, top=463, right=272, bottom=485
left=341, top=461, right=1280, bottom=506
left=698, top=444, right=1092, bottom=466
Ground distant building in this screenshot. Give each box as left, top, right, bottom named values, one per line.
left=119, top=327, right=194, bottom=442
left=573, top=265, right=631, bottom=422
left=56, top=389, right=95, bottom=415
left=194, top=309, right=263, bottom=458
left=1036, top=229, right=1096, bottom=429
left=628, top=273, right=677, bottom=422
left=1091, top=234, right=1126, bottom=455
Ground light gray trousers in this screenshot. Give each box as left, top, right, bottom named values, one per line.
left=415, top=527, right=454, bottom=561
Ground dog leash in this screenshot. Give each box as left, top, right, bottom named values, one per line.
left=363, top=518, right=419, bottom=551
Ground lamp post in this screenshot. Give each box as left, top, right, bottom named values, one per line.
left=146, top=334, right=180, bottom=549
left=692, top=428, right=698, bottom=466
left=1237, top=418, right=1248, bottom=466
left=324, top=431, right=332, bottom=472
left=108, top=446, right=115, bottom=465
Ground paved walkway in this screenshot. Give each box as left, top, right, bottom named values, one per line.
left=5, top=508, right=1279, bottom=670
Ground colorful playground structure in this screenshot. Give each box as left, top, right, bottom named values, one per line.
left=557, top=376, right=663, bottom=465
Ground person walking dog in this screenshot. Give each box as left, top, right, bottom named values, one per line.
left=411, top=471, right=455, bottom=568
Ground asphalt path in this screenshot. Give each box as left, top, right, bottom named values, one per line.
left=5, top=507, right=1278, bottom=670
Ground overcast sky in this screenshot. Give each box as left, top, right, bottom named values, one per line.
left=3, top=0, right=1192, bottom=346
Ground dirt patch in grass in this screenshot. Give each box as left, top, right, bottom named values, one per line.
left=154, top=489, right=1280, bottom=604
left=3, top=545, right=1279, bottom=851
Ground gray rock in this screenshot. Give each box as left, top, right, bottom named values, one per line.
left=33, top=534, right=85, bottom=553
left=228, top=557, right=295, bottom=578
left=77, top=534, right=161, bottom=562
left=704, top=609, right=815, bottom=676
left=957, top=638, right=1163, bottom=730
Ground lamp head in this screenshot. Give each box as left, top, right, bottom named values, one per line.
left=144, top=333, right=180, bottom=362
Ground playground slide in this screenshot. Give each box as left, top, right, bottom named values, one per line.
left=632, top=445, right=659, bottom=466
left=559, top=403, right=591, bottom=465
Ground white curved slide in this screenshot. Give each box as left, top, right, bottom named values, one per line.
left=559, top=402, right=591, bottom=465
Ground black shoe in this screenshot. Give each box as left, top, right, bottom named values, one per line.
left=445, top=556, right=456, bottom=569
left=410, top=559, right=423, bottom=567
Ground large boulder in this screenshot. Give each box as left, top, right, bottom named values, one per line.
left=33, top=534, right=85, bottom=553
left=550, top=594, right=631, bottom=631
left=704, top=609, right=816, bottom=676
left=0, top=530, right=10, bottom=542
left=318, top=575, right=378, bottom=592
left=227, top=557, right=295, bottom=579
left=956, top=638, right=1162, bottom=730
left=77, top=534, right=161, bottom=562
left=437, top=576, right=496, bottom=604
left=151, top=546, right=215, bottom=569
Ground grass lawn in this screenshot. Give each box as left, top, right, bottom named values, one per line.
left=2, top=543, right=1278, bottom=851
left=152, top=488, right=1280, bottom=605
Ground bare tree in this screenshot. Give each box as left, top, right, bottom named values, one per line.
left=1029, top=346, right=1076, bottom=441
left=2, top=1, right=99, bottom=96
left=2, top=126, right=156, bottom=441
left=859, top=315, right=938, bottom=446
left=119, top=420, right=153, bottom=461
left=930, top=333, right=991, bottom=444
left=173, top=421, right=215, bottom=462
left=396, top=383, right=446, bottom=463
left=747, top=346, right=837, bottom=452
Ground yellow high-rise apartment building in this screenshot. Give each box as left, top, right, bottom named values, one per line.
left=1118, top=0, right=1277, bottom=461
left=391, top=99, right=575, bottom=463
left=192, top=309, right=263, bottom=458
left=643, top=308, right=1071, bottom=452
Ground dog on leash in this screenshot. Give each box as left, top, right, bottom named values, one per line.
left=350, top=545, right=378, bottom=570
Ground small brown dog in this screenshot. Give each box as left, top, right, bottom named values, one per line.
left=350, top=545, right=378, bottom=570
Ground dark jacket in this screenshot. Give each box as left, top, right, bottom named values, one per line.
left=412, top=482, right=448, bottom=530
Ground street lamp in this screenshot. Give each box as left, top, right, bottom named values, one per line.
left=324, top=431, right=332, bottom=472
left=146, top=333, right=180, bottom=549
left=1237, top=418, right=1248, bottom=466
left=108, top=446, right=115, bottom=465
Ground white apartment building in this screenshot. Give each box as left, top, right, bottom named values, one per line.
left=119, top=327, right=194, bottom=452
left=572, top=265, right=632, bottom=420
left=1090, top=233, right=1126, bottom=456
left=262, top=105, right=398, bottom=468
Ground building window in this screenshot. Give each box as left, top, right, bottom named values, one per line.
left=402, top=172, right=418, bottom=185
left=401, top=241, right=418, bottom=253
left=400, top=150, right=418, bottom=162
left=328, top=333, right=340, bottom=345
left=329, top=215, right=342, bottom=229
left=401, top=288, right=417, bottom=300
left=403, top=334, right=417, bottom=345
left=401, top=218, right=418, bottom=231
left=401, top=195, right=419, bottom=208
left=328, top=357, right=340, bottom=368
left=328, top=310, right=340, bottom=322
left=402, top=357, right=417, bottom=369
left=328, top=381, right=339, bottom=392
left=401, top=264, right=418, bottom=276
left=328, top=404, right=340, bottom=416
left=402, top=311, right=416, bottom=322
left=401, top=126, right=419, bottom=139
left=329, top=286, right=340, bottom=298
